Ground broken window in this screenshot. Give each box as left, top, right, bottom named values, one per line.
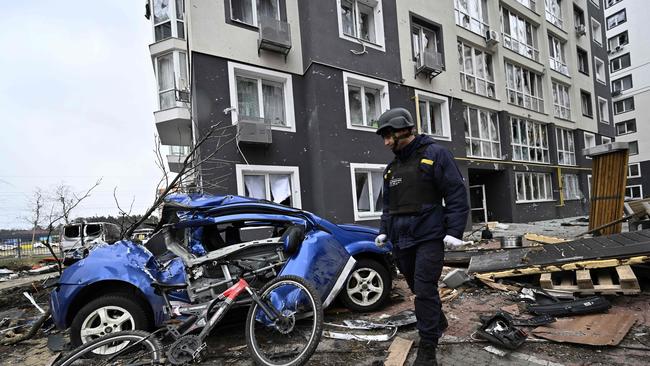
left=340, top=0, right=380, bottom=44
left=344, top=72, right=389, bottom=130
left=511, top=117, right=549, bottom=163
left=231, top=0, right=279, bottom=26
left=505, top=62, right=544, bottom=113
left=463, top=105, right=500, bottom=159
left=548, top=35, right=568, bottom=75
left=502, top=7, right=539, bottom=61
left=155, top=51, right=188, bottom=110
left=238, top=165, right=301, bottom=207
left=552, top=82, right=571, bottom=120
left=454, top=0, right=489, bottom=36
left=152, top=0, right=184, bottom=41
left=412, top=21, right=440, bottom=62
left=458, top=42, right=495, bottom=98
left=63, top=225, right=81, bottom=238
left=351, top=164, right=385, bottom=219
left=418, top=98, right=444, bottom=138
left=562, top=174, right=582, bottom=200
left=235, top=75, right=286, bottom=126
left=515, top=172, right=554, bottom=202
left=545, top=0, right=563, bottom=28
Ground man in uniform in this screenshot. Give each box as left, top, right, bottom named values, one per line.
left=374, top=108, right=469, bottom=365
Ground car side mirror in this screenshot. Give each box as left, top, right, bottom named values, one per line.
left=281, top=225, right=305, bottom=255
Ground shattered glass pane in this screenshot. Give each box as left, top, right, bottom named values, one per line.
left=237, top=76, right=260, bottom=119
left=356, top=172, right=370, bottom=212
left=348, top=85, right=363, bottom=126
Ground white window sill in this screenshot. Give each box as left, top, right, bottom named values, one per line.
left=354, top=213, right=382, bottom=221
left=348, top=124, right=378, bottom=133
left=511, top=159, right=551, bottom=164
left=516, top=199, right=555, bottom=204
left=339, top=34, right=385, bottom=52
left=467, top=154, right=503, bottom=160
left=431, top=135, right=452, bottom=141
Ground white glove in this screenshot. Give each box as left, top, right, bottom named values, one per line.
left=375, top=234, right=388, bottom=247
left=443, top=235, right=466, bottom=248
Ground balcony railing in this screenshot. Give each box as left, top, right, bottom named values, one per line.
left=258, top=15, right=291, bottom=57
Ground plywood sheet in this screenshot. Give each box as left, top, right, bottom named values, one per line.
left=384, top=337, right=413, bottom=366
left=532, top=313, right=636, bottom=346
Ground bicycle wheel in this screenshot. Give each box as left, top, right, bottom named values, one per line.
left=245, top=275, right=323, bottom=366
left=54, top=330, right=163, bottom=366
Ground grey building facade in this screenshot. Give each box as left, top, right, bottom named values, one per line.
left=148, top=0, right=615, bottom=226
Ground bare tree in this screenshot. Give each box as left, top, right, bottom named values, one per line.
left=123, top=122, right=236, bottom=239
left=54, top=184, right=75, bottom=225
left=28, top=188, right=45, bottom=247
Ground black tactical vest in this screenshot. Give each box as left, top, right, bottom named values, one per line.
left=385, top=146, right=442, bottom=215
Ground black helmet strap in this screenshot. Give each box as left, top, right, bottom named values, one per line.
left=390, top=128, right=413, bottom=152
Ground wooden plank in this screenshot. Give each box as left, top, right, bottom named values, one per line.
left=384, top=337, right=413, bottom=366
left=576, top=270, right=594, bottom=289
left=540, top=273, right=553, bottom=289
left=615, top=265, right=640, bottom=291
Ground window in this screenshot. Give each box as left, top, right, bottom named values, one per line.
left=511, top=117, right=550, bottom=163
left=614, top=97, right=634, bottom=114
left=412, top=21, right=441, bottom=62
left=587, top=174, right=592, bottom=199
left=594, top=57, right=606, bottom=83
left=556, top=128, right=576, bottom=165
left=562, top=174, right=582, bottom=200
left=584, top=132, right=596, bottom=150
left=606, top=0, right=623, bottom=8
left=548, top=34, right=568, bottom=75
left=608, top=31, right=629, bottom=51
left=616, top=119, right=636, bottom=135
left=591, top=18, right=602, bottom=45
left=552, top=82, right=571, bottom=120
left=590, top=0, right=601, bottom=7
left=454, top=0, right=489, bottom=36
left=169, top=145, right=190, bottom=156
left=574, top=6, right=585, bottom=28
left=581, top=91, right=593, bottom=117
left=610, top=53, right=631, bottom=73
left=155, top=51, right=188, bottom=110
left=628, top=163, right=641, bottom=178
left=228, top=62, right=295, bottom=131
left=152, top=0, right=185, bottom=41
left=545, top=0, right=563, bottom=28
left=501, top=8, right=539, bottom=61
left=343, top=72, right=389, bottom=131
left=505, top=62, right=544, bottom=112
left=515, top=172, right=554, bottom=202
left=338, top=0, right=385, bottom=49
left=516, top=0, right=536, bottom=10
left=230, top=0, right=279, bottom=27
left=629, top=141, right=639, bottom=155
left=612, top=75, right=633, bottom=93
left=463, top=105, right=501, bottom=159
left=417, top=92, right=451, bottom=139
left=601, top=136, right=612, bottom=144
left=607, top=9, right=627, bottom=30
left=458, top=42, right=495, bottom=98
left=236, top=164, right=301, bottom=207
left=577, top=48, right=589, bottom=75
left=598, top=97, right=609, bottom=124
left=350, top=163, right=385, bottom=220
left=626, top=185, right=643, bottom=199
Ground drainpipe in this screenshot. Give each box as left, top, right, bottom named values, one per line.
left=556, top=167, right=565, bottom=207
left=414, top=94, right=421, bottom=134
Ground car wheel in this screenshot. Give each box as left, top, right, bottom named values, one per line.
left=339, top=258, right=391, bottom=312
left=70, top=294, right=151, bottom=350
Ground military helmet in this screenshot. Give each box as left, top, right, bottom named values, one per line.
left=375, top=107, right=415, bottom=136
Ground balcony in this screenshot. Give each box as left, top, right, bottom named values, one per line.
left=258, top=15, right=291, bottom=57
left=415, top=50, right=444, bottom=80
left=236, top=116, right=272, bottom=145
left=166, top=153, right=186, bottom=173
left=155, top=106, right=192, bottom=146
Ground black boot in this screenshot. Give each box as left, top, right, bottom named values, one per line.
left=413, top=342, right=438, bottom=366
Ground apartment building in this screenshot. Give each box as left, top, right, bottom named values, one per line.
left=147, top=0, right=614, bottom=225
left=605, top=0, right=649, bottom=200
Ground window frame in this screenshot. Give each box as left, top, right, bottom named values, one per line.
left=463, top=104, right=501, bottom=159
left=556, top=128, right=576, bottom=166
left=590, top=18, right=602, bottom=46
left=629, top=140, right=639, bottom=155
left=235, top=164, right=302, bottom=208
left=610, top=53, right=631, bottom=73
left=454, top=0, right=490, bottom=37
left=598, top=97, right=610, bottom=124
left=510, top=117, right=550, bottom=163
left=606, top=9, right=627, bottom=30
left=606, top=0, right=623, bottom=8
left=336, top=0, right=386, bottom=51
left=501, top=7, right=539, bottom=61
left=612, top=75, right=633, bottom=93
left=505, top=61, right=545, bottom=113
left=581, top=90, right=593, bottom=118
left=552, top=81, right=572, bottom=120
left=515, top=171, right=555, bottom=203
left=628, top=163, right=641, bottom=179
left=616, top=119, right=636, bottom=135
left=151, top=0, right=185, bottom=42
left=562, top=174, right=582, bottom=201
left=416, top=91, right=451, bottom=140
left=229, top=0, right=281, bottom=27
left=349, top=163, right=386, bottom=221
left=583, top=132, right=596, bottom=159
left=608, top=31, right=629, bottom=51
left=228, top=61, right=295, bottom=132
left=458, top=41, right=496, bottom=98
left=601, top=136, right=612, bottom=144
left=545, top=0, right=564, bottom=29
left=548, top=34, right=569, bottom=75
left=343, top=71, right=390, bottom=132
left=614, top=97, right=634, bottom=115
left=577, top=47, right=589, bottom=75
left=516, top=0, right=536, bottom=11
left=594, top=56, right=606, bottom=84
left=626, top=185, right=643, bottom=199
left=154, top=50, right=188, bottom=111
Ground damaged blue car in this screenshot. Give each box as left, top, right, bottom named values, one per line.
left=49, top=194, right=393, bottom=348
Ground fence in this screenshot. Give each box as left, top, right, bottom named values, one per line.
left=0, top=239, right=62, bottom=259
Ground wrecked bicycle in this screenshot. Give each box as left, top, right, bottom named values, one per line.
left=53, top=269, right=323, bottom=366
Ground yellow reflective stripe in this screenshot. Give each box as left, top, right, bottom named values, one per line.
left=420, top=159, right=434, bottom=165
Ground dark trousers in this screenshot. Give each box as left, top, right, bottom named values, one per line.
left=392, top=240, right=447, bottom=344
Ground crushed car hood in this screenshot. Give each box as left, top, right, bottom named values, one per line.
left=337, top=224, right=379, bottom=236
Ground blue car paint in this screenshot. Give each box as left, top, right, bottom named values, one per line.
left=50, top=194, right=392, bottom=331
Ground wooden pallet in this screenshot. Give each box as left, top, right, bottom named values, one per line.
left=539, top=265, right=640, bottom=295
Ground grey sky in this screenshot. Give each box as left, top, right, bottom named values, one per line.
left=0, top=1, right=162, bottom=229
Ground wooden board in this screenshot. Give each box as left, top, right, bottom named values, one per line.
left=532, top=312, right=637, bottom=346
left=539, top=266, right=640, bottom=295
left=384, top=337, right=413, bottom=366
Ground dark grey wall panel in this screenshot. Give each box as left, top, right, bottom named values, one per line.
left=587, top=1, right=615, bottom=138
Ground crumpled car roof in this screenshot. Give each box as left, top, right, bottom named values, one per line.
left=164, top=194, right=261, bottom=208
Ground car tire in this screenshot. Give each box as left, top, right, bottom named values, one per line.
left=70, top=293, right=151, bottom=349
left=339, top=258, right=391, bottom=312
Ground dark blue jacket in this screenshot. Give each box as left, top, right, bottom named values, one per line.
left=379, top=135, right=469, bottom=247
